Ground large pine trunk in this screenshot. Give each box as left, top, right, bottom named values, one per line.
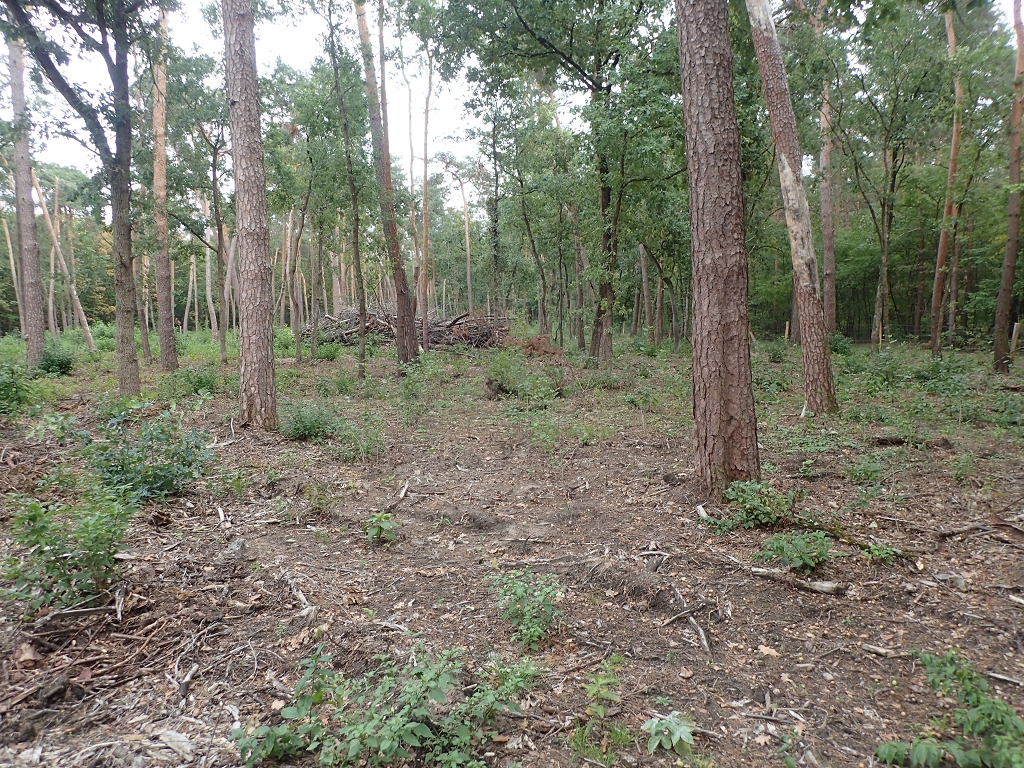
left=111, top=34, right=141, bottom=396
left=222, top=0, right=278, bottom=429
left=676, top=0, right=760, bottom=495
left=745, top=0, right=836, bottom=414
left=996, top=0, right=1024, bottom=372
left=929, top=11, right=963, bottom=357
left=7, top=37, right=46, bottom=367
left=355, top=0, right=418, bottom=365
left=152, top=9, right=177, bottom=371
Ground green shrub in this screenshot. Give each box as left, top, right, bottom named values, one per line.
left=83, top=409, right=211, bottom=503
left=848, top=458, right=884, bottom=483
left=876, top=651, right=1024, bottom=767
left=37, top=342, right=75, bottom=376
left=314, top=342, right=342, bottom=360
left=331, top=415, right=385, bottom=462
left=703, top=481, right=795, bottom=533
left=624, top=384, right=660, bottom=411
left=486, top=567, right=562, bottom=649
left=273, top=326, right=295, bottom=356
left=3, top=494, right=134, bottom=608
left=0, top=364, right=32, bottom=415
left=160, top=366, right=219, bottom=399
left=486, top=349, right=558, bottom=405
left=315, top=369, right=357, bottom=397
left=232, top=645, right=534, bottom=768
left=765, top=340, right=787, bottom=363
left=280, top=402, right=341, bottom=440
left=753, top=531, right=832, bottom=574
left=829, top=333, right=853, bottom=355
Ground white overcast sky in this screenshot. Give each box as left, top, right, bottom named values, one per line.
left=34, top=0, right=481, bottom=194
left=30, top=0, right=1023, bottom=188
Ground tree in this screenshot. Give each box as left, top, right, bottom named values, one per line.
left=675, top=0, right=760, bottom=494
left=928, top=10, right=964, bottom=356
left=222, top=0, right=277, bottom=428
left=5, top=36, right=45, bottom=366
left=745, top=0, right=837, bottom=414
left=355, top=0, right=418, bottom=365
left=152, top=8, right=177, bottom=371
left=995, top=0, right=1024, bottom=372
left=5, top=0, right=147, bottom=395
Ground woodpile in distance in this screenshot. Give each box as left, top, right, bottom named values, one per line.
left=300, top=309, right=511, bottom=349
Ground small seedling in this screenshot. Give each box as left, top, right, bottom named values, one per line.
left=863, top=543, right=899, bottom=564
left=642, top=711, right=695, bottom=757
left=364, top=511, right=398, bottom=544
left=703, top=481, right=794, bottom=533
left=485, top=567, right=562, bottom=649
left=753, top=531, right=833, bottom=574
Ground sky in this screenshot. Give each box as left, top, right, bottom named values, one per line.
left=30, top=0, right=1024, bottom=190
left=35, top=0, right=481, bottom=196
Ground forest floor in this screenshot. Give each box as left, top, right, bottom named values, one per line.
left=1, top=332, right=1023, bottom=768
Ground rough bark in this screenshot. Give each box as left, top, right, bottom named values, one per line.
left=222, top=0, right=277, bottom=429
left=6, top=37, right=44, bottom=365
left=152, top=9, right=177, bottom=370
left=676, top=0, right=760, bottom=494
left=354, top=0, right=417, bottom=365
left=819, top=88, right=837, bottom=336
left=745, top=0, right=836, bottom=414
left=929, top=11, right=963, bottom=357
left=996, top=0, right=1024, bottom=372
left=3, top=219, right=24, bottom=336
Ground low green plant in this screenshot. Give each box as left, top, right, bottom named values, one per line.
left=568, top=657, right=633, bottom=767
left=829, top=333, right=853, bottom=355
left=876, top=650, right=1024, bottom=767
left=848, top=458, right=885, bottom=484
left=0, top=364, right=32, bottom=414
left=584, top=657, right=623, bottom=720
left=765, top=340, right=787, bottom=363
left=3, top=494, right=134, bottom=608
left=486, top=349, right=558, bottom=406
left=315, top=369, right=357, bottom=397
left=37, top=342, right=75, bottom=376
left=280, top=402, right=341, bottom=441
left=365, top=511, right=399, bottom=544
left=863, top=543, right=899, bottom=564
left=642, top=711, right=695, bottom=757
left=330, top=414, right=385, bottom=462
left=485, top=567, right=562, bottom=649
left=703, top=481, right=795, bottom=533
left=232, top=645, right=533, bottom=768
left=950, top=453, right=976, bottom=483
left=160, top=366, right=218, bottom=399
left=753, top=531, right=832, bottom=574
left=82, top=409, right=211, bottom=503
left=623, top=384, right=659, bottom=411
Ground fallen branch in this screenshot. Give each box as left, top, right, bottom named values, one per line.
left=750, top=567, right=847, bottom=596
left=861, top=643, right=910, bottom=659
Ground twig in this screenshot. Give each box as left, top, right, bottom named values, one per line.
left=688, top=615, right=711, bottom=654
left=750, top=567, right=847, bottom=596
left=986, top=671, right=1024, bottom=686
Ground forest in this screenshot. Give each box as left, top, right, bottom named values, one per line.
left=0, top=0, right=1023, bottom=766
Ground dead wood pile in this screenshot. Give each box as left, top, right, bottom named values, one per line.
left=300, top=310, right=511, bottom=349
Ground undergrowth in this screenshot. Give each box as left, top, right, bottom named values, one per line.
left=876, top=650, right=1024, bottom=767
left=486, top=567, right=562, bottom=649
left=703, top=481, right=795, bottom=533
left=232, top=645, right=537, bottom=767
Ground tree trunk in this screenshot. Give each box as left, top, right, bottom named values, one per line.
left=31, top=171, right=95, bottom=351
left=152, top=8, right=177, bottom=371
left=573, top=227, right=585, bottom=350
left=421, top=55, right=433, bottom=351
left=222, top=0, right=278, bottom=429
left=6, top=37, right=45, bottom=366
left=819, top=87, right=837, bottom=336
left=3, top=219, right=25, bottom=336
left=326, top=3, right=367, bottom=377
left=458, top=176, right=473, bottom=314
left=354, top=0, right=417, bottom=365
left=639, top=243, right=654, bottom=342
left=47, top=242, right=57, bottom=338
left=654, top=275, right=664, bottom=344
left=746, top=0, right=836, bottom=413
left=676, top=0, right=760, bottom=494
left=996, top=0, right=1024, bottom=372
left=947, top=214, right=961, bottom=339
left=183, top=251, right=194, bottom=333
left=929, top=10, right=963, bottom=357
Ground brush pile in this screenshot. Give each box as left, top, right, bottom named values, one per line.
left=300, top=310, right=511, bottom=349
